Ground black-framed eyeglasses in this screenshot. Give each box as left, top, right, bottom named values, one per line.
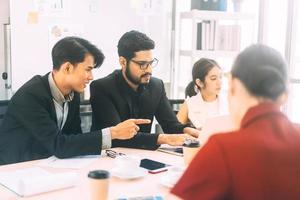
left=130, top=58, right=159, bottom=70
left=105, top=149, right=126, bottom=158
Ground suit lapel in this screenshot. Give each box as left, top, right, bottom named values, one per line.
left=115, top=70, right=133, bottom=115
left=138, top=85, right=150, bottom=116
left=42, top=73, right=58, bottom=124
left=65, top=93, right=79, bottom=125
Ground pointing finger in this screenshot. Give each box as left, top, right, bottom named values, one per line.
left=131, top=119, right=151, bottom=125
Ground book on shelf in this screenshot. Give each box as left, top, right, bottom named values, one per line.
left=216, top=24, right=241, bottom=51
left=197, top=20, right=216, bottom=51
left=196, top=21, right=241, bottom=52
left=196, top=22, right=202, bottom=50
left=209, top=20, right=216, bottom=50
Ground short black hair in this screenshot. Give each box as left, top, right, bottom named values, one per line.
left=231, top=44, right=287, bottom=101
left=117, top=30, right=155, bottom=61
left=51, top=36, right=105, bottom=70
left=185, top=58, right=220, bottom=97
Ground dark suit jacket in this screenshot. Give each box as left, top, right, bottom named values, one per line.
left=172, top=103, right=300, bottom=200
left=0, top=73, right=101, bottom=165
left=90, top=70, right=186, bottom=149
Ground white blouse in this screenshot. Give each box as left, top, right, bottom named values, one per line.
left=186, top=92, right=229, bottom=129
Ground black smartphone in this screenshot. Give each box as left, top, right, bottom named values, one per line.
left=140, top=158, right=170, bottom=174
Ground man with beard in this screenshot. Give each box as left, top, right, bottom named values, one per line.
left=90, top=30, right=199, bottom=150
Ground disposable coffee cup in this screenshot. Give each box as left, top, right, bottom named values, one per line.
left=183, top=139, right=200, bottom=165
left=88, top=170, right=110, bottom=200
left=167, top=166, right=185, bottom=185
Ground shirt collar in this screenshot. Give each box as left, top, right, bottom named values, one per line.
left=240, top=102, right=284, bottom=129
left=48, top=72, right=74, bottom=104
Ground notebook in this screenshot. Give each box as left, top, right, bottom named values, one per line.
left=198, top=115, right=235, bottom=145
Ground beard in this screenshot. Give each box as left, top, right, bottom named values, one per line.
left=125, top=63, right=151, bottom=86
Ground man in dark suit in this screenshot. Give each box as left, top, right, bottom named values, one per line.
left=90, top=30, right=199, bottom=149
left=0, top=37, right=150, bottom=165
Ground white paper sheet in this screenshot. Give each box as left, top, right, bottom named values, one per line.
left=0, top=167, right=78, bottom=196
left=38, top=155, right=100, bottom=169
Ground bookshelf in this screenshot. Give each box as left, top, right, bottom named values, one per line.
left=178, top=10, right=256, bottom=60
left=175, top=9, right=256, bottom=97
left=179, top=50, right=239, bottom=58
left=180, top=10, right=254, bottom=20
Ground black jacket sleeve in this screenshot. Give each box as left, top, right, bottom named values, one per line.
left=155, top=80, right=187, bottom=133
left=11, top=91, right=102, bottom=159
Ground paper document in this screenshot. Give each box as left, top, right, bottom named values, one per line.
left=38, top=155, right=100, bottom=169
left=0, top=167, right=78, bottom=197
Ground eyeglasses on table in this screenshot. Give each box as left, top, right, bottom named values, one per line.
left=105, top=149, right=126, bottom=158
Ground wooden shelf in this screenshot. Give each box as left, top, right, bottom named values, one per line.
left=180, top=10, right=255, bottom=21
left=179, top=50, right=239, bottom=58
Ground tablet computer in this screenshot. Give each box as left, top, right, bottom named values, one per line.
left=157, top=146, right=183, bottom=157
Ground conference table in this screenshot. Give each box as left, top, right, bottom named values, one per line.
left=0, top=147, right=185, bottom=200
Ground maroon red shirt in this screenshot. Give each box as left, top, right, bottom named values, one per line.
left=172, top=102, right=300, bottom=200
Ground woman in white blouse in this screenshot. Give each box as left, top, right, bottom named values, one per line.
left=177, top=58, right=228, bottom=129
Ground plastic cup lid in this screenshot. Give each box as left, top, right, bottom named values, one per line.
left=88, top=170, right=110, bottom=179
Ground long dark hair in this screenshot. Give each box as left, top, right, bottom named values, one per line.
left=231, top=44, right=287, bottom=100
left=185, top=58, right=220, bottom=97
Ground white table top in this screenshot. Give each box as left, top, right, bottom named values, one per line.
left=0, top=148, right=185, bottom=200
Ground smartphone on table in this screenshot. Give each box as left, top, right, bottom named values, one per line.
left=140, top=158, right=170, bottom=174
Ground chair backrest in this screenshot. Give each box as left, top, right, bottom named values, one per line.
left=80, top=100, right=92, bottom=133
left=0, top=100, right=9, bottom=126
left=169, top=99, right=184, bottom=114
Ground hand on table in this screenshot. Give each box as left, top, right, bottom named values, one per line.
left=157, top=133, right=197, bottom=146
left=183, top=127, right=201, bottom=138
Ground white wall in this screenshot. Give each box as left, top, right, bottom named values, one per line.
left=0, top=0, right=10, bottom=100
left=10, top=0, right=172, bottom=97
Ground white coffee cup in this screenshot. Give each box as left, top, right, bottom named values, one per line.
left=167, top=166, right=185, bottom=185
left=183, top=139, right=200, bottom=165
left=88, top=170, right=110, bottom=200
left=114, top=155, right=141, bottom=175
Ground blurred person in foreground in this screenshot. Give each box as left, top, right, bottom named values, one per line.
left=169, top=44, right=300, bottom=200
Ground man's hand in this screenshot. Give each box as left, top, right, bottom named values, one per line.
left=157, top=134, right=197, bottom=146
left=110, top=119, right=151, bottom=140
left=183, top=127, right=201, bottom=138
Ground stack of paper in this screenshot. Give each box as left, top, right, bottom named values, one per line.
left=0, top=167, right=79, bottom=196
